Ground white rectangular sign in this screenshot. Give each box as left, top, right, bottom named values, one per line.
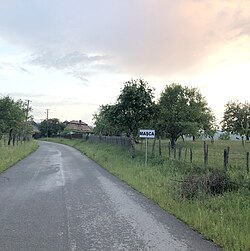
left=139, top=129, right=155, bottom=139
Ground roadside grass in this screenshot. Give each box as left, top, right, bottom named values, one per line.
left=0, top=140, right=39, bottom=173
left=44, top=138, right=250, bottom=251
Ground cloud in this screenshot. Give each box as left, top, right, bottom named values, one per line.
left=0, top=0, right=250, bottom=77
left=27, top=51, right=110, bottom=84
left=29, top=51, right=108, bottom=69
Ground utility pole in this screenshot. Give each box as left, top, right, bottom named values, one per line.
left=25, top=100, right=32, bottom=141
left=46, top=109, right=49, bottom=138
left=25, top=100, right=31, bottom=122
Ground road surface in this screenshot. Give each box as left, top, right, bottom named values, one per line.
left=0, top=141, right=221, bottom=251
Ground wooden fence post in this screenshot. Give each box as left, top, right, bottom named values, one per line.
left=174, top=144, right=176, bottom=159
left=178, top=146, right=182, bottom=160
left=151, top=138, right=156, bottom=158
left=190, top=147, right=193, bottom=163
left=247, top=152, right=249, bottom=176
left=168, top=142, right=171, bottom=158
left=184, top=147, right=187, bottom=161
left=224, top=149, right=228, bottom=172
left=158, top=137, right=162, bottom=158
left=204, top=141, right=208, bottom=166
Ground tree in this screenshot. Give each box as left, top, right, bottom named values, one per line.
left=93, top=105, right=121, bottom=135
left=39, top=118, right=66, bottom=137
left=0, top=96, right=28, bottom=145
left=114, top=79, right=156, bottom=138
left=158, top=83, right=215, bottom=148
left=93, top=79, right=156, bottom=139
left=221, top=101, right=250, bottom=140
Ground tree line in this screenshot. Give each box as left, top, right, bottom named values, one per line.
left=0, top=96, right=32, bottom=145
left=2, top=79, right=248, bottom=148
left=93, top=79, right=250, bottom=148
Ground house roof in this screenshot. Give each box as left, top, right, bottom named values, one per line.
left=27, top=120, right=40, bottom=132
left=66, top=120, right=91, bottom=132
left=69, top=120, right=88, bottom=125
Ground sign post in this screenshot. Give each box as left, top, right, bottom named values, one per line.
left=139, top=129, right=155, bottom=166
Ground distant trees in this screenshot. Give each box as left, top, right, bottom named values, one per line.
left=0, top=96, right=32, bottom=145
left=39, top=118, right=66, bottom=137
left=221, top=101, right=250, bottom=140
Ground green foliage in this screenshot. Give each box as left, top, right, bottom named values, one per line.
left=94, top=79, right=156, bottom=138
left=221, top=101, right=250, bottom=140
left=39, top=118, right=66, bottom=137
left=158, top=83, right=215, bottom=147
left=219, top=132, right=230, bottom=140
left=93, top=104, right=121, bottom=135
left=0, top=96, right=31, bottom=145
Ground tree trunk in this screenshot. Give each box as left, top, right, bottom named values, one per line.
left=12, top=134, right=15, bottom=146
left=130, top=134, right=136, bottom=158
left=151, top=138, right=156, bottom=158
left=158, top=137, right=162, bottom=157
left=8, top=128, right=13, bottom=146
left=170, top=137, right=176, bottom=149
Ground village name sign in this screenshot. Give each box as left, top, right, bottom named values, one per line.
left=139, top=129, right=155, bottom=139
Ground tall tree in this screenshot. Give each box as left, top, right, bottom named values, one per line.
left=158, top=83, right=215, bottom=148
left=93, top=79, right=155, bottom=139
left=93, top=105, right=121, bottom=136
left=114, top=79, right=155, bottom=138
left=221, top=101, right=250, bottom=140
left=0, top=96, right=28, bottom=145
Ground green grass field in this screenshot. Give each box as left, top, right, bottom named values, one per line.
left=138, top=138, right=250, bottom=177
left=0, top=140, right=39, bottom=173
left=45, top=137, right=250, bottom=251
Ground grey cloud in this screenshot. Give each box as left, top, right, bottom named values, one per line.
left=29, top=51, right=109, bottom=69
left=0, top=62, right=31, bottom=75
left=19, top=66, right=31, bottom=74
left=28, top=50, right=110, bottom=84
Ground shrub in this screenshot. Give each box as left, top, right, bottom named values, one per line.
left=181, top=169, right=232, bottom=198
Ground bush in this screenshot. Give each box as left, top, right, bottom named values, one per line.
left=219, top=132, right=230, bottom=140
left=207, top=169, right=231, bottom=195
left=181, top=169, right=232, bottom=198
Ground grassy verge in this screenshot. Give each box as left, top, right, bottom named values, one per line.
left=0, top=140, right=39, bottom=173
left=45, top=138, right=250, bottom=251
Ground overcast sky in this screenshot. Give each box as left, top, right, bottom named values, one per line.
left=0, top=0, right=249, bottom=126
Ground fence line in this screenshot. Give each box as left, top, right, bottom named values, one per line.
left=63, top=133, right=131, bottom=149
left=63, top=134, right=249, bottom=176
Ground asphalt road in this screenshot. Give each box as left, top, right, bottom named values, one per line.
left=0, top=141, right=221, bottom=251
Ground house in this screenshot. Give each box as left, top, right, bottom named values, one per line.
left=27, top=119, right=40, bottom=138
left=64, top=120, right=91, bottom=133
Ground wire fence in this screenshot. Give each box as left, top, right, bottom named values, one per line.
left=62, top=133, right=250, bottom=176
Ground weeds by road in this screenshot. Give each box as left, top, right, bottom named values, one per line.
left=0, top=140, right=38, bottom=173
